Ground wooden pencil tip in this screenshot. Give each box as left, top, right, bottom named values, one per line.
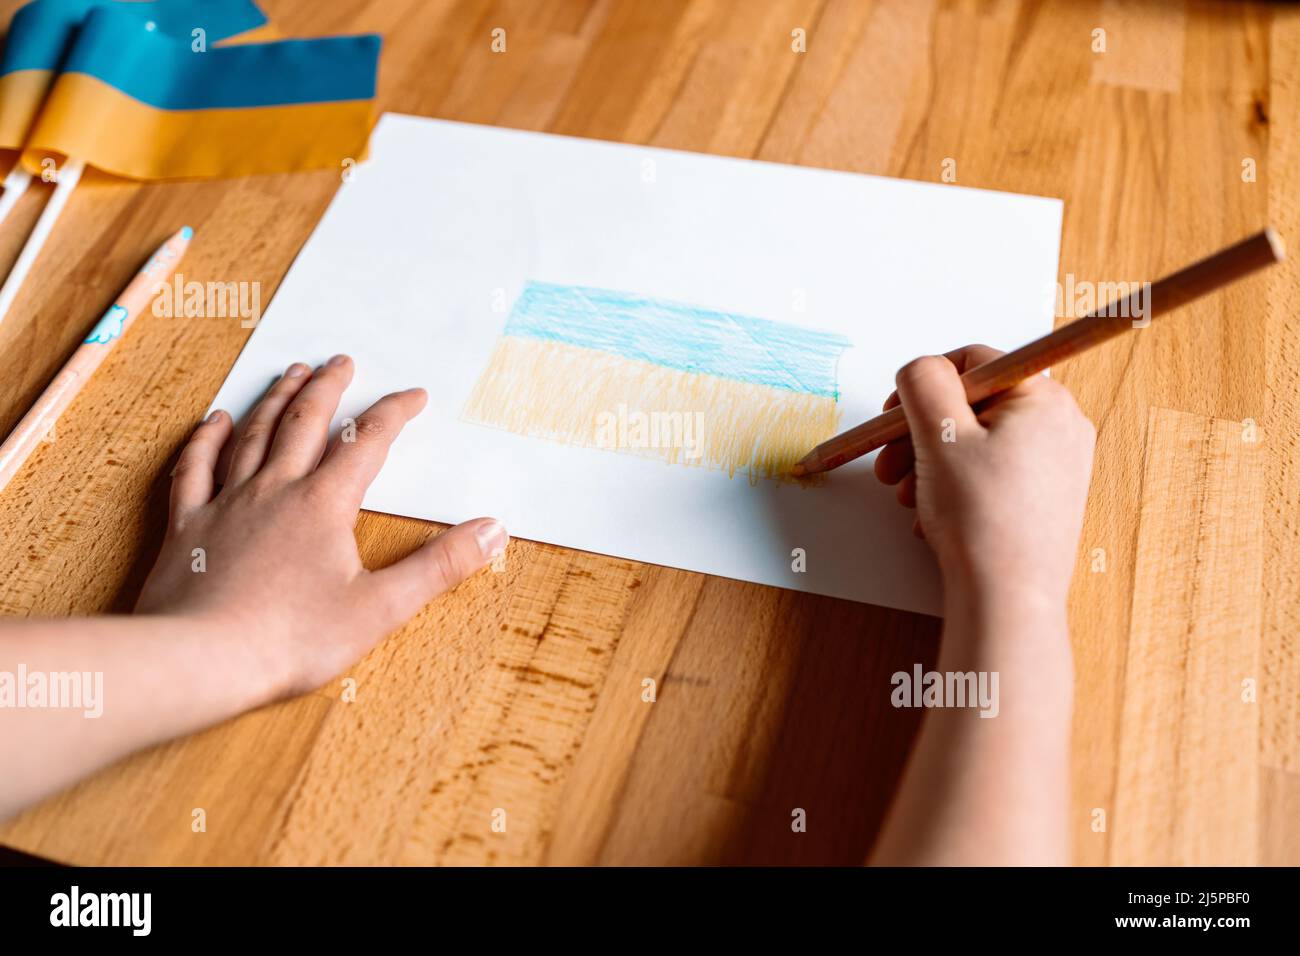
left=1265, top=227, right=1286, bottom=263
left=789, top=452, right=829, bottom=478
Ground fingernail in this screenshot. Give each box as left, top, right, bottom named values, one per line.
left=328, top=354, right=349, bottom=367
left=206, top=409, right=225, bottom=423
left=474, top=519, right=508, bottom=560
left=286, top=363, right=308, bottom=377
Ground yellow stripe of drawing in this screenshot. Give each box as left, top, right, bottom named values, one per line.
left=462, top=337, right=842, bottom=483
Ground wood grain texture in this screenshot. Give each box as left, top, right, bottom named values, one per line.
left=0, top=0, right=1294, bottom=865
left=1262, top=10, right=1300, bottom=776
left=1111, top=408, right=1262, bottom=866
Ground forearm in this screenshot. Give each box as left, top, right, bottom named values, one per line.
left=0, top=614, right=280, bottom=821
left=870, top=585, right=1075, bottom=865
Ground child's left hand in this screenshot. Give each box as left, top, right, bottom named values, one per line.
left=135, top=355, right=507, bottom=698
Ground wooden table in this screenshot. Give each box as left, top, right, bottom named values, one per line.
left=1, top=0, right=1296, bottom=866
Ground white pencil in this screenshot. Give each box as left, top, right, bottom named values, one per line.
left=0, top=158, right=84, bottom=327
left=0, top=167, right=32, bottom=229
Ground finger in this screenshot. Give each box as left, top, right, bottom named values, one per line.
left=264, top=354, right=354, bottom=479
left=969, top=365, right=1064, bottom=422
left=224, top=363, right=312, bottom=486
left=314, top=388, right=428, bottom=510
left=943, top=343, right=1003, bottom=374
left=170, top=410, right=233, bottom=524
left=894, top=355, right=983, bottom=455
left=874, top=435, right=914, bottom=485
left=369, top=517, right=507, bottom=628
left=881, top=345, right=1001, bottom=413
left=896, top=471, right=917, bottom=508
left=954, top=343, right=1060, bottom=417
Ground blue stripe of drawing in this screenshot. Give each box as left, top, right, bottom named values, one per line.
left=4, top=3, right=379, bottom=109
left=3, top=0, right=268, bottom=74
left=504, top=281, right=852, bottom=399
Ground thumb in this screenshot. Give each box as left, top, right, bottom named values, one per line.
left=893, top=355, right=983, bottom=456
left=369, top=517, right=507, bottom=627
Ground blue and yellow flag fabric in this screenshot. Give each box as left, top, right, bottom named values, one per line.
left=0, top=0, right=380, bottom=180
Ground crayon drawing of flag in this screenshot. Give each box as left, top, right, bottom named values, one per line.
left=462, top=281, right=853, bottom=482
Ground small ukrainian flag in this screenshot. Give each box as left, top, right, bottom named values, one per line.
left=0, top=0, right=379, bottom=180
left=463, top=281, right=853, bottom=482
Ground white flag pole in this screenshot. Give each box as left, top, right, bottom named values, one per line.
left=0, top=166, right=32, bottom=229
left=0, top=157, right=84, bottom=328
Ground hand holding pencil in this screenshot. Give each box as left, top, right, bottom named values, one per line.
left=792, top=229, right=1284, bottom=477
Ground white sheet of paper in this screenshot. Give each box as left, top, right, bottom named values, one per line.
left=211, top=113, right=1062, bottom=616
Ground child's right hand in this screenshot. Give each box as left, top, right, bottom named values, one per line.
left=874, top=345, right=1096, bottom=612
left=870, top=345, right=1091, bottom=865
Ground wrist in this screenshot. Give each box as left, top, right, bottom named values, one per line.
left=944, top=578, right=1067, bottom=623
left=941, top=553, right=1071, bottom=623
left=941, top=576, right=1074, bottom=672
left=153, top=611, right=295, bottom=712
